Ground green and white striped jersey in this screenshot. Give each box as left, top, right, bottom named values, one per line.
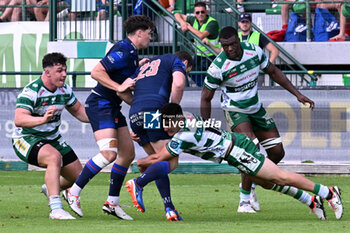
left=12, top=77, right=77, bottom=140
left=166, top=112, right=232, bottom=163
left=204, top=42, right=270, bottom=114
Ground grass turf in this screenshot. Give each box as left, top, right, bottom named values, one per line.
left=0, top=171, right=349, bottom=233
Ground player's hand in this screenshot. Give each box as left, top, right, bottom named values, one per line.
left=130, top=130, right=141, bottom=142
left=137, top=159, right=148, bottom=173
left=297, top=95, right=315, bottom=110
left=43, top=105, right=58, bottom=123
left=117, top=78, right=135, bottom=93
left=139, top=58, right=150, bottom=66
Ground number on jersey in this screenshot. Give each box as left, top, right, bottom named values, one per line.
left=135, top=59, right=161, bottom=80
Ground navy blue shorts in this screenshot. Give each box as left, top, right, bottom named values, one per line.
left=129, top=112, right=171, bottom=146
left=86, top=93, right=127, bottom=132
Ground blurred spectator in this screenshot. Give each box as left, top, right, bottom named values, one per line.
left=133, top=0, right=175, bottom=17
left=96, top=0, right=123, bottom=20
left=56, top=0, right=75, bottom=21
left=238, top=13, right=279, bottom=63
left=225, top=0, right=245, bottom=13
left=279, top=0, right=347, bottom=41
left=34, top=0, right=49, bottom=21
left=0, top=0, right=37, bottom=22
left=174, top=1, right=220, bottom=87
left=158, top=0, right=175, bottom=13
left=96, top=0, right=107, bottom=20
left=0, top=0, right=10, bottom=13
left=317, top=1, right=346, bottom=41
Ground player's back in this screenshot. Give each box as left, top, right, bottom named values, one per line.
left=130, top=53, right=185, bottom=114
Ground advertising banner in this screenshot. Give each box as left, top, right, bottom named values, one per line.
left=1, top=88, right=349, bottom=163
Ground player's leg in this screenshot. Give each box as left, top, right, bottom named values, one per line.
left=36, top=143, right=75, bottom=219
left=250, top=176, right=326, bottom=220
left=59, top=158, right=82, bottom=190
left=126, top=131, right=181, bottom=220
left=102, top=125, right=134, bottom=220
left=248, top=107, right=284, bottom=210
left=66, top=128, right=116, bottom=217
left=125, top=157, right=180, bottom=220
left=150, top=136, right=182, bottom=220
left=225, top=110, right=258, bottom=213
left=256, top=158, right=343, bottom=219
left=67, top=95, right=119, bottom=216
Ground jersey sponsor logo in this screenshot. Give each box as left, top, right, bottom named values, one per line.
left=116, top=51, right=123, bottom=58
left=227, top=79, right=257, bottom=93
left=240, top=64, right=247, bottom=72
left=236, top=72, right=257, bottom=82
left=239, top=152, right=258, bottom=164
left=35, top=141, right=45, bottom=148
left=107, top=55, right=115, bottom=63
left=58, top=88, right=65, bottom=94
left=42, top=101, right=49, bottom=106
left=245, top=52, right=254, bottom=56
left=229, top=72, right=238, bottom=78
left=169, top=138, right=182, bottom=152
left=143, top=110, right=161, bottom=129
left=169, top=140, right=179, bottom=149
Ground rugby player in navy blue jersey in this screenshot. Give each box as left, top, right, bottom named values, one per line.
left=118, top=51, right=193, bottom=221
left=62, top=15, right=155, bottom=220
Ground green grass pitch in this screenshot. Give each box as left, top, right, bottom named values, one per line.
left=0, top=171, right=349, bottom=233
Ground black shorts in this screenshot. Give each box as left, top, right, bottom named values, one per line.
left=28, top=140, right=78, bottom=167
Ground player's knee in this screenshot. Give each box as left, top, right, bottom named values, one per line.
left=100, top=150, right=117, bottom=162
left=97, top=138, right=118, bottom=162
left=261, top=137, right=284, bottom=164
left=267, top=148, right=285, bottom=164
left=271, top=172, right=289, bottom=186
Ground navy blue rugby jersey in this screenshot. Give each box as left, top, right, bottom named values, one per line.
left=92, top=38, right=139, bottom=105
left=130, top=53, right=186, bottom=114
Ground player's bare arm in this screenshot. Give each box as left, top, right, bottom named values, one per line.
left=91, top=62, right=125, bottom=92
left=202, top=38, right=222, bottom=54
left=117, top=89, right=134, bottom=105
left=14, top=105, right=58, bottom=128
left=118, top=77, right=136, bottom=94
left=137, top=146, right=173, bottom=173
left=170, top=71, right=186, bottom=104
left=116, top=77, right=135, bottom=105
left=265, top=43, right=279, bottom=64
left=200, top=86, right=215, bottom=120
left=265, top=64, right=315, bottom=109
left=66, top=101, right=89, bottom=123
